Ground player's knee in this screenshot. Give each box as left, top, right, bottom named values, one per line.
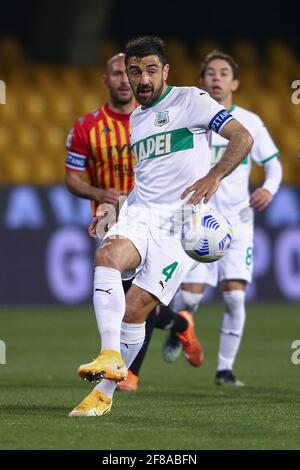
left=181, top=283, right=205, bottom=294
left=222, top=290, right=246, bottom=335
left=124, top=303, right=150, bottom=323
left=223, top=289, right=245, bottom=316
left=173, top=289, right=204, bottom=313
left=95, top=245, right=118, bottom=269
left=124, top=289, right=158, bottom=323
left=182, top=290, right=204, bottom=311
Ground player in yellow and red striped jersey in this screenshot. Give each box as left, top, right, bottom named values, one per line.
left=65, top=53, right=136, bottom=216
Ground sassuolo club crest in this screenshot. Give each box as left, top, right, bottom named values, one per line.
left=154, top=110, right=169, bottom=126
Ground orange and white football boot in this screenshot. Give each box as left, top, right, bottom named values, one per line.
left=178, top=310, right=204, bottom=367
left=117, top=370, right=139, bottom=392
left=78, top=350, right=128, bottom=383
left=69, top=390, right=112, bottom=417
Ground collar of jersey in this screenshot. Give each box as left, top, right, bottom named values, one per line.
left=141, top=86, right=173, bottom=110
left=102, top=103, right=131, bottom=121
left=227, top=104, right=236, bottom=113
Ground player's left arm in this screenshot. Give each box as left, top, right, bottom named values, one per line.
left=182, top=89, right=253, bottom=204
left=212, top=118, right=254, bottom=182
left=249, top=123, right=282, bottom=211
left=183, top=119, right=253, bottom=204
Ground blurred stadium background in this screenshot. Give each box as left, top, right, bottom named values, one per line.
left=0, top=0, right=300, bottom=450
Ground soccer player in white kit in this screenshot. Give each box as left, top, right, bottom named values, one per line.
left=69, top=38, right=253, bottom=417
left=164, top=51, right=283, bottom=386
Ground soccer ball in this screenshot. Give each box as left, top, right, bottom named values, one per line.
left=181, top=208, right=233, bottom=263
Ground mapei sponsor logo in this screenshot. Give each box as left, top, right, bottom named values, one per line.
left=133, top=128, right=194, bottom=162
left=133, top=133, right=171, bottom=162
left=154, top=110, right=169, bottom=126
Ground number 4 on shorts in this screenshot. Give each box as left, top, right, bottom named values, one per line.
left=162, top=261, right=178, bottom=282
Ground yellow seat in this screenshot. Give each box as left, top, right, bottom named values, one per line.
left=234, top=91, right=257, bottom=110
left=195, top=39, right=221, bottom=61
left=2, top=152, right=33, bottom=184
left=0, top=125, right=13, bottom=153
left=13, top=124, right=40, bottom=154
left=40, top=124, right=66, bottom=156
left=266, top=41, right=296, bottom=65
left=21, top=90, right=48, bottom=123
left=99, top=39, right=120, bottom=64
left=169, top=58, right=198, bottom=86
left=166, top=39, right=188, bottom=60
left=47, top=90, right=75, bottom=124
left=30, top=66, right=59, bottom=98
left=253, top=93, right=282, bottom=128
left=78, top=91, right=102, bottom=115
left=0, top=90, right=19, bottom=124
left=31, top=156, right=62, bottom=185
left=0, top=37, right=25, bottom=68
left=231, top=40, right=258, bottom=66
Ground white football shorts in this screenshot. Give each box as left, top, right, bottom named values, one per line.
left=103, top=203, right=198, bottom=305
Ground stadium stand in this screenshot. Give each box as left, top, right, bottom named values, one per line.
left=0, top=37, right=299, bottom=185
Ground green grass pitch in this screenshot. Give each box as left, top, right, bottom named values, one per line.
left=0, top=302, right=299, bottom=450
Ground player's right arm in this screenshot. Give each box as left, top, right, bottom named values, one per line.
left=65, top=118, right=122, bottom=207
left=88, top=216, right=99, bottom=239
left=65, top=171, right=121, bottom=206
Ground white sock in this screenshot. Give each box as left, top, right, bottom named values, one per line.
left=95, top=321, right=145, bottom=398
left=217, top=290, right=246, bottom=371
left=172, top=289, right=204, bottom=313
left=93, top=266, right=125, bottom=352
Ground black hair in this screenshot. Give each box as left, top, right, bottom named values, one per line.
left=125, top=36, right=167, bottom=65
left=200, top=50, right=239, bottom=79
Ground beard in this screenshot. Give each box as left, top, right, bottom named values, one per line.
left=135, top=79, right=164, bottom=107
left=110, top=88, right=134, bottom=107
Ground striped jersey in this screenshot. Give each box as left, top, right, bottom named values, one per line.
left=66, top=103, right=135, bottom=214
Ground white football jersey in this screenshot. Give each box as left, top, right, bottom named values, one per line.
left=211, top=105, right=279, bottom=224
left=128, top=86, right=234, bottom=213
